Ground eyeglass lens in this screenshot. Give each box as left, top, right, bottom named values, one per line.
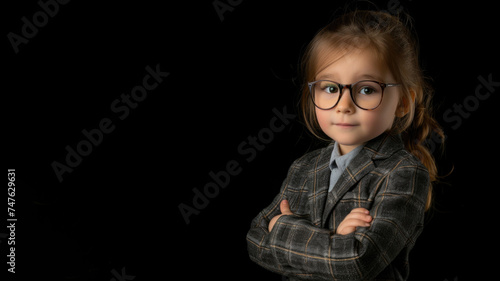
left=312, top=80, right=383, bottom=110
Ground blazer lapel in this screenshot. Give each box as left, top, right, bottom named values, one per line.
left=320, top=151, right=375, bottom=226
left=307, top=142, right=334, bottom=226
left=320, top=133, right=404, bottom=227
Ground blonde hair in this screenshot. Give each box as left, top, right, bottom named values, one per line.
left=299, top=10, right=444, bottom=210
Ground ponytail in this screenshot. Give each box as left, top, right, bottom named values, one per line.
left=393, top=79, right=444, bottom=211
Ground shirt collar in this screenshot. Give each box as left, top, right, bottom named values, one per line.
left=329, top=142, right=365, bottom=171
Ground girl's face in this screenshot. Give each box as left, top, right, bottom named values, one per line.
left=315, top=47, right=402, bottom=155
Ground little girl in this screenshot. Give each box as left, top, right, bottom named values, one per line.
left=246, top=10, right=443, bottom=281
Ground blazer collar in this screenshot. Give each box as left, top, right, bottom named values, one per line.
left=361, top=132, right=404, bottom=162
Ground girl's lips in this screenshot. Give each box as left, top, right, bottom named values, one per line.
left=334, top=123, right=358, bottom=127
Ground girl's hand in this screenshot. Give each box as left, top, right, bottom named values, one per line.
left=268, top=200, right=293, bottom=232
left=336, top=208, right=372, bottom=235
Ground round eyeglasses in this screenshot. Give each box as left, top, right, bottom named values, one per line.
left=308, top=80, right=400, bottom=110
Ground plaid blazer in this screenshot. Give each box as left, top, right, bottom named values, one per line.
left=246, top=133, right=429, bottom=281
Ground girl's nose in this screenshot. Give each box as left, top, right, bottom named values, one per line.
left=335, top=88, right=356, bottom=114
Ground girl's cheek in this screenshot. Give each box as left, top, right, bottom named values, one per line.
left=315, top=109, right=330, bottom=132
left=363, top=110, right=395, bottom=133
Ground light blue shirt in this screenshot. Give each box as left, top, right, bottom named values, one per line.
left=328, top=142, right=364, bottom=192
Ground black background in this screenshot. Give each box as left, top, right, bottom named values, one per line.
left=4, top=0, right=498, bottom=280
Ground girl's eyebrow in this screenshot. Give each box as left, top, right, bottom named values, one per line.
left=357, top=74, right=383, bottom=81
left=315, top=73, right=383, bottom=82
left=315, top=73, right=336, bottom=80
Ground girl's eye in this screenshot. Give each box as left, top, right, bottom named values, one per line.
left=359, top=86, right=375, bottom=95
left=321, top=84, right=339, bottom=94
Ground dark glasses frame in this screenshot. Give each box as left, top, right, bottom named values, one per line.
left=307, top=80, right=401, bottom=110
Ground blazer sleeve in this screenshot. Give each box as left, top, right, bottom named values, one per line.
left=248, top=160, right=430, bottom=280
left=246, top=158, right=310, bottom=277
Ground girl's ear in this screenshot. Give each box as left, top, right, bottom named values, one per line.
left=396, top=89, right=416, bottom=117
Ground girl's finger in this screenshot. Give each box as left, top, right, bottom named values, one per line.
left=280, top=200, right=293, bottom=215
left=345, top=212, right=372, bottom=222
left=350, top=208, right=370, bottom=214
left=341, top=219, right=371, bottom=228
